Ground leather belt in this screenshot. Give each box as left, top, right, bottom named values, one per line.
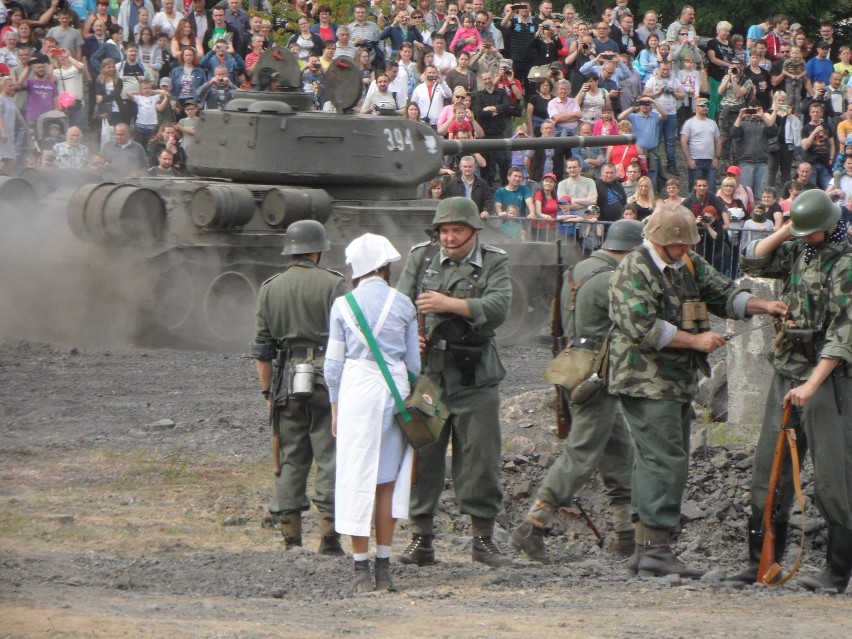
left=571, top=337, right=602, bottom=351
left=288, top=346, right=324, bottom=359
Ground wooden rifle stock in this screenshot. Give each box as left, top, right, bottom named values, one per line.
left=757, top=404, right=805, bottom=585
left=271, top=409, right=282, bottom=476
left=552, top=240, right=571, bottom=439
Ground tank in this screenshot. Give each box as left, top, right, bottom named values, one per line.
left=16, top=48, right=633, bottom=349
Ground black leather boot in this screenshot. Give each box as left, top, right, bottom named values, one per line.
left=727, top=516, right=790, bottom=584
left=397, top=534, right=435, bottom=566
left=636, top=524, right=704, bottom=579
left=799, top=525, right=852, bottom=594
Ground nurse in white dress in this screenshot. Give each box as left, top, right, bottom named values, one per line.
left=325, top=233, right=421, bottom=592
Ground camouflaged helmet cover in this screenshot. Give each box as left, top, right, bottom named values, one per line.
left=789, top=189, right=841, bottom=237
left=643, top=204, right=700, bottom=246
left=601, top=219, right=644, bottom=251
left=432, top=196, right=485, bottom=230
left=281, top=219, right=331, bottom=255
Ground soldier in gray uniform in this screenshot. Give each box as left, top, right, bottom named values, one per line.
left=396, top=197, right=513, bottom=568
left=510, top=220, right=643, bottom=564
left=607, top=205, right=787, bottom=578
left=252, top=220, right=348, bottom=556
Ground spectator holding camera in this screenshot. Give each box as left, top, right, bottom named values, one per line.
left=198, top=65, right=235, bottom=109
left=801, top=102, right=836, bottom=189
left=643, top=59, right=685, bottom=177
left=529, top=19, right=560, bottom=67
left=717, top=60, right=753, bottom=167
left=200, top=38, right=245, bottom=85
left=730, top=102, right=778, bottom=198
left=499, top=2, right=538, bottom=87
left=469, top=35, right=502, bottom=90
left=705, top=21, right=736, bottom=121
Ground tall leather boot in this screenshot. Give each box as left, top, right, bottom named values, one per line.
left=799, top=524, right=852, bottom=594
left=279, top=511, right=302, bottom=550
left=317, top=511, right=345, bottom=556
left=510, top=499, right=554, bottom=564
left=727, top=516, right=790, bottom=584
left=636, top=523, right=705, bottom=579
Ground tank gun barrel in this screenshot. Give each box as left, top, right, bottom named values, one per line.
left=443, top=134, right=636, bottom=156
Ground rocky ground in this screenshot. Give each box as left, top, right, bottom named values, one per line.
left=2, top=337, right=851, bottom=639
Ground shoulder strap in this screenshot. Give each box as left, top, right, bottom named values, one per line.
left=568, top=263, right=614, bottom=338
left=344, top=293, right=411, bottom=421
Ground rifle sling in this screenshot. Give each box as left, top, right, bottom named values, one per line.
left=759, top=424, right=806, bottom=585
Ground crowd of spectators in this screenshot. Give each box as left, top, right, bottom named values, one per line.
left=2, top=0, right=852, bottom=236
left=0, top=0, right=278, bottom=176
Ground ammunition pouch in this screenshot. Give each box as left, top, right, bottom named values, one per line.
left=785, top=328, right=826, bottom=367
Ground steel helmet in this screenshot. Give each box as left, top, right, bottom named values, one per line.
left=601, top=219, right=644, bottom=251
left=789, top=189, right=841, bottom=237
left=432, top=196, right=485, bottom=230
left=643, top=204, right=700, bottom=246
left=281, top=219, right=331, bottom=255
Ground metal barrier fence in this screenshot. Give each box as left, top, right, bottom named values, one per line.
left=484, top=218, right=773, bottom=280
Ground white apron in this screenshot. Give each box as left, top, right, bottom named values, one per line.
left=334, top=289, right=414, bottom=537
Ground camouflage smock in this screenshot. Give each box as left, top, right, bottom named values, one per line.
left=607, top=247, right=747, bottom=401
left=740, top=238, right=852, bottom=381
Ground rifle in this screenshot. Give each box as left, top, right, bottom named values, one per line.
left=757, top=403, right=805, bottom=585
left=270, top=351, right=287, bottom=477
left=559, top=498, right=604, bottom=548
left=552, top=240, right=571, bottom=439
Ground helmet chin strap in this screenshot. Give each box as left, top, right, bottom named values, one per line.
left=441, top=227, right=476, bottom=251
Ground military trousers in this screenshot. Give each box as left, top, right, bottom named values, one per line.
left=750, top=372, right=852, bottom=530
left=269, top=384, right=336, bottom=515
left=619, top=395, right=692, bottom=531
left=538, top=391, right=633, bottom=512
left=409, top=383, right=503, bottom=534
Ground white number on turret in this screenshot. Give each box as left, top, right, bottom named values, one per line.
left=384, top=128, right=414, bottom=152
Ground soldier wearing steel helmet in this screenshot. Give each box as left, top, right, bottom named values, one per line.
left=251, top=219, right=348, bottom=556
left=607, top=204, right=787, bottom=579
left=511, top=220, right=643, bottom=564
left=734, top=189, right=852, bottom=593
left=395, top=196, right=513, bottom=567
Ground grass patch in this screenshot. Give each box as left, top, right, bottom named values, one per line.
left=0, top=449, right=279, bottom=555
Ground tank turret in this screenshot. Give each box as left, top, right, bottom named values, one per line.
left=187, top=48, right=634, bottom=198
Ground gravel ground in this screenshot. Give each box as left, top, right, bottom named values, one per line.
left=1, top=337, right=851, bottom=639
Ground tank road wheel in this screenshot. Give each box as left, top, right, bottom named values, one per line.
left=202, top=270, right=257, bottom=344
left=149, top=264, right=196, bottom=332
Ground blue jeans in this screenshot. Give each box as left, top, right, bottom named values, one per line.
left=688, top=159, right=716, bottom=193
left=738, top=162, right=767, bottom=199
left=810, top=163, right=831, bottom=190
left=662, top=113, right=678, bottom=169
